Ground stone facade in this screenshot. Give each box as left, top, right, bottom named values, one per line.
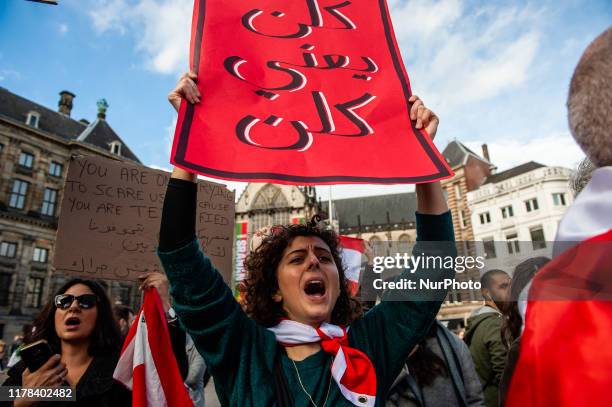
left=468, top=163, right=573, bottom=273
left=0, top=87, right=141, bottom=344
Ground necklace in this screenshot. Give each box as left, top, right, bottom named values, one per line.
left=291, top=359, right=332, bottom=407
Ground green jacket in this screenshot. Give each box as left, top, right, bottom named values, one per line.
left=158, top=212, right=454, bottom=406
left=464, top=306, right=507, bottom=407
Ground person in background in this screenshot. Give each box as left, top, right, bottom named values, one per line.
left=464, top=269, right=511, bottom=407
left=2, top=278, right=130, bottom=406
left=139, top=272, right=207, bottom=407
left=498, top=257, right=549, bottom=406
left=0, top=341, right=6, bottom=371
left=6, top=327, right=30, bottom=370
left=387, top=321, right=484, bottom=407
left=112, top=305, right=134, bottom=342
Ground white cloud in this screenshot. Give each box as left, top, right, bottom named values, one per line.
left=464, top=134, right=585, bottom=172
left=58, top=23, right=69, bottom=35
left=0, top=69, right=21, bottom=82
left=390, top=0, right=543, bottom=109
left=89, top=0, right=131, bottom=34
left=89, top=0, right=191, bottom=74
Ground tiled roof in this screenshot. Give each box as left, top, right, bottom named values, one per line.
left=483, top=161, right=545, bottom=185
left=334, top=192, right=417, bottom=230
left=0, top=87, right=140, bottom=163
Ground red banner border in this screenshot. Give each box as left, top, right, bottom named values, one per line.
left=174, top=0, right=453, bottom=185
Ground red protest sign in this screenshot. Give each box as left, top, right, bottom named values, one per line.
left=172, top=0, right=453, bottom=185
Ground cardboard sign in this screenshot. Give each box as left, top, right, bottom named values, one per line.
left=172, top=0, right=452, bottom=185
left=53, top=156, right=235, bottom=283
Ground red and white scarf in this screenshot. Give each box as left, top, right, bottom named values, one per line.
left=269, top=319, right=376, bottom=407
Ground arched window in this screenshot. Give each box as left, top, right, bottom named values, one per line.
left=369, top=235, right=385, bottom=257
left=398, top=233, right=411, bottom=254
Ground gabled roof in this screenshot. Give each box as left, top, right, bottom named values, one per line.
left=483, top=161, right=545, bottom=185
left=442, top=140, right=491, bottom=168
left=0, top=87, right=140, bottom=163
left=0, top=87, right=86, bottom=140
left=77, top=119, right=140, bottom=163
left=334, top=192, right=417, bottom=230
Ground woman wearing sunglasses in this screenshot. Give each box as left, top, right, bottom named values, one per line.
left=2, top=278, right=131, bottom=406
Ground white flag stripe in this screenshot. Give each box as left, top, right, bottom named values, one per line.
left=133, top=316, right=167, bottom=407
left=342, top=248, right=362, bottom=282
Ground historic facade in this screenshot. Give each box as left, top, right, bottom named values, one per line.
left=0, top=87, right=141, bottom=343
left=234, top=141, right=498, bottom=329
left=468, top=162, right=573, bottom=273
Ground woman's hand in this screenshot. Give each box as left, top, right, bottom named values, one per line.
left=16, top=355, right=68, bottom=406
left=409, top=95, right=439, bottom=139
left=168, top=72, right=199, bottom=182
left=139, top=272, right=171, bottom=312
left=408, top=95, right=447, bottom=214
left=168, top=71, right=200, bottom=113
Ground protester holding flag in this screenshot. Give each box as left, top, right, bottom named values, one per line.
left=138, top=271, right=207, bottom=407
left=158, top=73, right=454, bottom=406
left=2, top=278, right=131, bottom=406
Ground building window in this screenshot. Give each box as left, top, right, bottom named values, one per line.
left=9, top=180, right=29, bottom=209
left=525, top=198, right=539, bottom=212
left=552, top=193, right=567, bottom=206
left=41, top=188, right=58, bottom=216
left=369, top=235, right=385, bottom=257
left=459, top=210, right=468, bottom=228
left=18, top=152, right=34, bottom=169
left=479, top=212, right=491, bottom=225
left=118, top=285, right=132, bottom=305
left=26, top=111, right=40, bottom=128
left=483, top=238, right=497, bottom=259
left=506, top=233, right=520, bottom=254
left=501, top=205, right=514, bottom=219
left=109, top=141, right=122, bottom=156
left=25, top=277, right=44, bottom=308
left=454, top=184, right=462, bottom=199
left=398, top=234, right=411, bottom=254
left=33, top=247, right=49, bottom=263
left=530, top=227, right=547, bottom=250
left=0, top=242, right=17, bottom=258
left=0, top=274, right=11, bottom=306
left=49, top=161, right=63, bottom=177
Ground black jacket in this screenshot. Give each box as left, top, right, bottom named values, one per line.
left=1, top=353, right=131, bottom=407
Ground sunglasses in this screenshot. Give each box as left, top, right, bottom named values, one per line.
left=54, top=294, right=98, bottom=310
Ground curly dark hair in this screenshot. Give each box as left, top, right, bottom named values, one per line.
left=26, top=278, right=122, bottom=356
left=243, top=220, right=362, bottom=327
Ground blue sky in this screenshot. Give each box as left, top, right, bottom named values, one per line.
left=1, top=0, right=610, bottom=199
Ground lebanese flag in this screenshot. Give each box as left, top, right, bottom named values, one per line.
left=339, top=235, right=365, bottom=296
left=113, top=289, right=194, bottom=407
left=506, top=167, right=612, bottom=407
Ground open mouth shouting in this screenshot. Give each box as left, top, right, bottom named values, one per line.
left=303, top=277, right=328, bottom=301
left=64, top=316, right=81, bottom=330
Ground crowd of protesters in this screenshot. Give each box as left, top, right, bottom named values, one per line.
left=0, top=27, right=609, bottom=407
